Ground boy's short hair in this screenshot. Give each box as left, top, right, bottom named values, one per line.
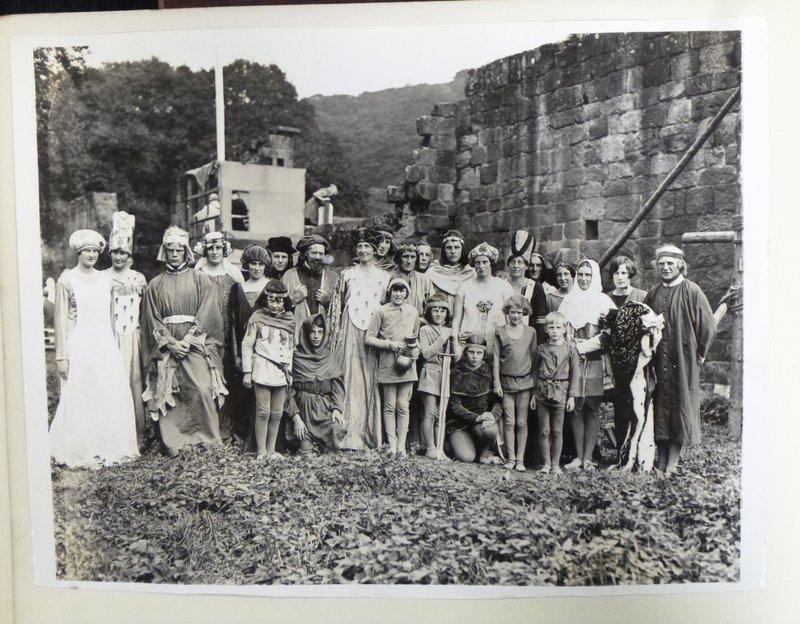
left=544, top=311, right=566, bottom=326
left=502, top=294, right=532, bottom=315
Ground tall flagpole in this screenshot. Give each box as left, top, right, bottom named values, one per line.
left=215, top=38, right=225, bottom=162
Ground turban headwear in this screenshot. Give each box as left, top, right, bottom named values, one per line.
left=69, top=229, right=106, bottom=254
left=157, top=226, right=194, bottom=263
left=296, top=234, right=330, bottom=254
left=468, top=242, right=500, bottom=265
left=241, top=244, right=272, bottom=267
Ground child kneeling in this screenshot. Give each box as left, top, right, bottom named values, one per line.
left=447, top=335, right=501, bottom=463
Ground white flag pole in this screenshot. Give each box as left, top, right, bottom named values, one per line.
left=215, top=37, right=225, bottom=162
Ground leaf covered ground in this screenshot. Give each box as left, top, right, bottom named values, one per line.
left=51, top=415, right=741, bottom=586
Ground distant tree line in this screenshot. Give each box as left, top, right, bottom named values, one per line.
left=34, top=48, right=366, bottom=257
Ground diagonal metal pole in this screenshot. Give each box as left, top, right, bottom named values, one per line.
left=598, top=86, right=741, bottom=269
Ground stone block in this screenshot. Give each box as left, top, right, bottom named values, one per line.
left=651, top=153, right=678, bottom=175
left=566, top=124, right=587, bottom=145
left=578, top=240, right=605, bottom=260
left=456, top=150, right=472, bottom=169
left=653, top=189, right=685, bottom=219
left=459, top=134, right=478, bottom=150
left=685, top=74, right=714, bottom=96
left=490, top=210, right=511, bottom=231
left=605, top=194, right=644, bottom=221
left=564, top=168, right=587, bottom=188
left=553, top=148, right=572, bottom=172
left=600, top=135, right=626, bottom=163
left=563, top=220, right=585, bottom=239
left=432, top=102, right=458, bottom=118
left=508, top=207, right=533, bottom=230
left=612, top=109, right=643, bottom=135
left=437, top=184, right=454, bottom=203
left=457, top=167, right=478, bottom=190
left=691, top=91, right=731, bottom=122
left=427, top=200, right=451, bottom=216
left=437, top=151, right=456, bottom=168
left=578, top=181, right=603, bottom=199
left=714, top=183, right=741, bottom=213
left=414, top=214, right=451, bottom=234
left=698, top=166, right=739, bottom=186
left=642, top=103, right=668, bottom=129
left=417, top=116, right=456, bottom=137
left=659, top=80, right=687, bottom=101
left=552, top=85, right=583, bottom=112
left=608, top=162, right=634, bottom=179
left=663, top=131, right=691, bottom=154
left=666, top=99, right=692, bottom=124
left=586, top=116, right=608, bottom=140
left=685, top=186, right=714, bottom=215
left=549, top=109, right=580, bottom=129
left=429, top=166, right=456, bottom=185
left=606, top=93, right=636, bottom=114
left=659, top=32, right=690, bottom=56
left=469, top=144, right=488, bottom=166
left=670, top=169, right=698, bottom=189
left=699, top=41, right=736, bottom=74
left=556, top=202, right=581, bottom=222
left=487, top=197, right=503, bottom=212
left=697, top=213, right=734, bottom=231
left=404, top=164, right=425, bottom=184
left=412, top=148, right=437, bottom=166
left=712, top=69, right=741, bottom=92
left=581, top=200, right=606, bottom=220
left=662, top=215, right=699, bottom=237
left=703, top=146, right=727, bottom=168
left=480, top=163, right=498, bottom=185
left=413, top=182, right=439, bottom=202
left=428, top=134, right=458, bottom=150
left=598, top=220, right=629, bottom=242
left=670, top=50, right=701, bottom=80
left=469, top=186, right=489, bottom=201
left=602, top=179, right=629, bottom=197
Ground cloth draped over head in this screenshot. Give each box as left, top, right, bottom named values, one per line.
left=157, top=226, right=194, bottom=263
left=353, top=227, right=383, bottom=250
left=69, top=229, right=107, bottom=254
left=267, top=236, right=297, bottom=255
left=468, top=241, right=500, bottom=264
left=452, top=336, right=492, bottom=398
left=108, top=211, right=135, bottom=254
left=296, top=234, right=330, bottom=254
left=507, top=230, right=536, bottom=264
left=559, top=259, right=617, bottom=329
left=196, top=230, right=232, bottom=257
left=240, top=244, right=272, bottom=267
left=442, top=229, right=465, bottom=246
left=292, top=313, right=343, bottom=383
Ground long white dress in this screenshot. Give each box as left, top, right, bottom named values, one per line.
left=49, top=270, right=140, bottom=468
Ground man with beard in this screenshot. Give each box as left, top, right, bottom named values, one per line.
left=390, top=240, right=435, bottom=317
left=283, top=234, right=339, bottom=336
left=644, top=244, right=716, bottom=475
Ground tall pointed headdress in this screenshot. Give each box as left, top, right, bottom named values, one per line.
left=109, top=211, right=135, bottom=254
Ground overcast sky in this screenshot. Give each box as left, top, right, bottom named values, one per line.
left=81, top=22, right=571, bottom=98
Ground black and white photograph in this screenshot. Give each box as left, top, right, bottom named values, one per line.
left=2, top=0, right=774, bottom=614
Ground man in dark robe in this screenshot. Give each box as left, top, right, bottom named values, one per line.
left=644, top=244, right=716, bottom=474
left=141, top=226, right=227, bottom=456
left=282, top=234, right=339, bottom=337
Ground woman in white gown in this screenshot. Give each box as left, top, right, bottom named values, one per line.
left=50, top=229, right=140, bottom=468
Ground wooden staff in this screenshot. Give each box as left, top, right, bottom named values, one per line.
left=436, top=342, right=453, bottom=460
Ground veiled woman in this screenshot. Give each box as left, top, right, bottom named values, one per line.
left=329, top=228, right=390, bottom=449
left=50, top=229, right=139, bottom=468
left=559, top=259, right=616, bottom=470
left=286, top=314, right=347, bottom=453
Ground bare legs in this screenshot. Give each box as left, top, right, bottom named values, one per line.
left=254, top=384, right=287, bottom=458
left=381, top=382, right=414, bottom=455
left=502, top=390, right=530, bottom=469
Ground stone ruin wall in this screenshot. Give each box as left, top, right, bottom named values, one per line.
left=382, top=30, right=741, bottom=383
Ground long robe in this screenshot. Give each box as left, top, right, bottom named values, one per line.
left=329, top=263, right=389, bottom=449
left=282, top=264, right=339, bottom=338
left=106, top=268, right=148, bottom=449
left=644, top=279, right=716, bottom=445
left=50, top=270, right=139, bottom=468
left=140, top=268, right=227, bottom=455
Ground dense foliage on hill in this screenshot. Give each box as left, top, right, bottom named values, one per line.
left=308, top=73, right=466, bottom=196
left=34, top=50, right=365, bottom=253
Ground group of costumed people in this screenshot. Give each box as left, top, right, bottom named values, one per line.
left=49, top=215, right=722, bottom=476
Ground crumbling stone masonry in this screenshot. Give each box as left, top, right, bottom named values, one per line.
left=386, top=30, right=741, bottom=376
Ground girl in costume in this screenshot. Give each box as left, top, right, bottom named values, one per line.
left=365, top=277, right=420, bottom=456
left=241, top=279, right=296, bottom=460
left=493, top=295, right=538, bottom=472
left=417, top=294, right=453, bottom=459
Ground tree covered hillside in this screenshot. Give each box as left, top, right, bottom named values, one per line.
left=307, top=73, right=466, bottom=197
